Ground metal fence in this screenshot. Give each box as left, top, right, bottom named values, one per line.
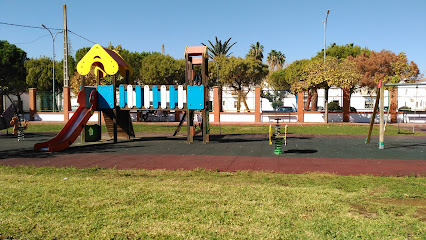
left=36, top=91, right=63, bottom=112
left=260, top=90, right=297, bottom=112
left=221, top=89, right=255, bottom=113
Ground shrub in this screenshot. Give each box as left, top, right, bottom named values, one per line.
left=327, top=101, right=341, bottom=111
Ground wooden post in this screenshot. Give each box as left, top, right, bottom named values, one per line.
left=201, top=54, right=208, bottom=144
left=187, top=110, right=193, bottom=144
left=379, top=83, right=385, bottom=149
left=366, top=87, right=380, bottom=144
left=28, top=88, right=37, bottom=121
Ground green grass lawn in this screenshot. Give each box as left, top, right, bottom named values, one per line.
left=25, top=123, right=423, bottom=135
left=0, top=166, right=424, bottom=239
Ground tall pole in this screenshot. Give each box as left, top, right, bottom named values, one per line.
left=63, top=5, right=69, bottom=87
left=322, top=9, right=330, bottom=123
left=42, top=24, right=62, bottom=112
left=379, top=81, right=385, bottom=149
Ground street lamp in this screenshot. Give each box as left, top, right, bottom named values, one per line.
left=322, top=9, right=330, bottom=65
left=322, top=9, right=330, bottom=123
left=42, top=24, right=63, bottom=112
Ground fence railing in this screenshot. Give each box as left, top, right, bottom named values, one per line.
left=36, top=91, right=63, bottom=112
left=221, top=89, right=255, bottom=113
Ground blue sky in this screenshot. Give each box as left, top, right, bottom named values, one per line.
left=1, top=0, right=425, bottom=75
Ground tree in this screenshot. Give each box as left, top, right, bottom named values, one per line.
left=216, top=56, right=269, bottom=111
left=309, top=43, right=368, bottom=112
left=75, top=47, right=91, bottom=64
left=267, top=50, right=285, bottom=71
left=315, top=43, right=370, bottom=60
left=268, top=59, right=310, bottom=90
left=265, top=59, right=310, bottom=110
left=350, top=50, right=419, bottom=89
left=291, top=57, right=360, bottom=110
left=0, top=40, right=27, bottom=101
left=139, top=54, right=185, bottom=85
left=119, top=50, right=154, bottom=84
left=246, top=42, right=264, bottom=61
left=25, top=57, right=63, bottom=92
left=201, top=36, right=237, bottom=59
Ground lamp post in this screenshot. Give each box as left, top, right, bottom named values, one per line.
left=322, top=9, right=330, bottom=123
left=322, top=9, right=330, bottom=64
left=42, top=24, right=63, bottom=112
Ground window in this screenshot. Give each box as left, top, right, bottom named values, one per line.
left=365, top=98, right=375, bottom=109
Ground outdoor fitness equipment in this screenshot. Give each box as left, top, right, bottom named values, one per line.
left=269, top=118, right=288, bottom=155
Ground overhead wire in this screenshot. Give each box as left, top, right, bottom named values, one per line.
left=0, top=21, right=62, bottom=31
left=0, top=21, right=97, bottom=44
left=14, top=34, right=50, bottom=45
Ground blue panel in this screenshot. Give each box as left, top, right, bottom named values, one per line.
left=119, top=85, right=126, bottom=108
left=135, top=85, right=142, bottom=109
left=152, top=85, right=159, bottom=109
left=84, top=86, right=96, bottom=109
left=98, top=85, right=115, bottom=109
left=187, top=85, right=204, bottom=110
left=169, top=86, right=176, bottom=109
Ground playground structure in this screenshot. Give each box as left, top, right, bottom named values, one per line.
left=34, top=44, right=210, bottom=152
left=365, top=80, right=426, bottom=149
left=0, top=89, right=28, bottom=141
left=269, top=119, right=288, bottom=155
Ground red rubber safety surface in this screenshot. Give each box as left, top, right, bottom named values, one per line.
left=1, top=132, right=425, bottom=176
left=1, top=153, right=425, bottom=176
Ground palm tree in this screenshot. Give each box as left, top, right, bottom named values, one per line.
left=267, top=50, right=277, bottom=70
left=201, top=36, right=237, bottom=59
left=276, top=51, right=285, bottom=70
left=267, top=50, right=286, bottom=71
left=246, top=42, right=264, bottom=61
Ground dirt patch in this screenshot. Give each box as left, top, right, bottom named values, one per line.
left=375, top=198, right=426, bottom=221
left=351, top=198, right=425, bottom=220
left=350, top=204, right=378, bottom=218
left=375, top=198, right=425, bottom=207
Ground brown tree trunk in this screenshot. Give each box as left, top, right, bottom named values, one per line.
left=237, top=90, right=241, bottom=112
left=390, top=88, right=398, bottom=123
left=242, top=90, right=250, bottom=112
left=305, top=90, right=311, bottom=110
left=343, top=88, right=350, bottom=122
left=311, top=89, right=318, bottom=111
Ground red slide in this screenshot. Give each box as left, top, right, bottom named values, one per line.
left=34, top=89, right=98, bottom=152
